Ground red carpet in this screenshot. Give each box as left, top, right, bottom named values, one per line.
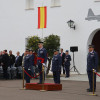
left=26, top=83, right=62, bottom=91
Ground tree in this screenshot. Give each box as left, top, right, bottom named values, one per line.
left=26, top=36, right=41, bottom=52
left=44, top=34, right=60, bottom=74
left=26, top=35, right=60, bottom=74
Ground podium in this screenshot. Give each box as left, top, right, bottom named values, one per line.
left=26, top=83, right=62, bottom=91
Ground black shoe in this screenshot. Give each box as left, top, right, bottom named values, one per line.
left=87, top=88, right=96, bottom=92
left=86, top=88, right=90, bottom=91
left=37, top=82, right=42, bottom=84
left=87, top=89, right=92, bottom=92
left=65, top=76, right=69, bottom=78
left=54, top=82, right=60, bottom=84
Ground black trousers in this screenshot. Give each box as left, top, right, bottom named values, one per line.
left=87, top=71, right=96, bottom=90
left=62, top=64, right=65, bottom=74
left=25, top=69, right=31, bottom=83
left=65, top=65, right=70, bottom=77
left=3, top=67, right=8, bottom=79
left=38, top=64, right=45, bottom=83
left=53, top=71, right=60, bottom=84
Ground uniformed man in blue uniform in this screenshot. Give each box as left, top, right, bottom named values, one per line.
left=37, top=42, right=47, bottom=84
left=29, top=50, right=34, bottom=76
left=52, top=50, right=62, bottom=84
left=87, top=45, right=98, bottom=92
left=24, top=49, right=31, bottom=83
left=64, top=50, right=71, bottom=78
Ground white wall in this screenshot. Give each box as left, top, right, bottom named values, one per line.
left=0, top=0, right=100, bottom=73
left=0, top=0, right=26, bottom=55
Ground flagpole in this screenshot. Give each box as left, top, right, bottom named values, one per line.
left=42, top=0, right=44, bottom=7
left=42, top=0, right=44, bottom=41
left=42, top=28, right=44, bottom=40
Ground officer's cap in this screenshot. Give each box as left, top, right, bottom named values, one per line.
left=54, top=49, right=59, bottom=52
left=89, top=45, right=94, bottom=48
left=26, top=49, right=30, bottom=52
left=38, top=41, right=43, bottom=44
left=66, top=50, right=69, bottom=52
left=30, top=49, right=33, bottom=52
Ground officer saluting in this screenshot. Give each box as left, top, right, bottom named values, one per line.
left=37, top=42, right=47, bottom=84
left=52, top=50, right=62, bottom=84
left=87, top=45, right=98, bottom=92
left=64, top=50, right=71, bottom=78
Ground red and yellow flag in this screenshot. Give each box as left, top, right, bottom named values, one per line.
left=38, top=6, right=47, bottom=29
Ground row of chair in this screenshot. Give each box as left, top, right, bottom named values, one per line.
left=0, top=66, right=23, bottom=79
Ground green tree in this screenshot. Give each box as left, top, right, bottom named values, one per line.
left=26, top=36, right=41, bottom=52
left=44, top=34, right=60, bottom=74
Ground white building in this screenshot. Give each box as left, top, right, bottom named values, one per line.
left=0, top=0, right=100, bottom=74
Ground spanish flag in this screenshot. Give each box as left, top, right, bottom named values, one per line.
left=38, top=6, right=47, bottom=29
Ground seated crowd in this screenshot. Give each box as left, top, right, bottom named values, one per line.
left=0, top=50, right=37, bottom=80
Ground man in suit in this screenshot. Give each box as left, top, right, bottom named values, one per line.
left=9, top=50, right=16, bottom=79
left=9, top=50, right=15, bottom=68
left=15, top=51, right=22, bottom=79
left=87, top=45, right=98, bottom=92
left=1, top=50, right=9, bottom=79
left=24, top=49, right=31, bottom=83
left=64, top=50, right=71, bottom=78
left=0, top=51, right=3, bottom=66
left=52, top=50, right=62, bottom=84
left=22, top=52, right=26, bottom=67
left=60, top=48, right=65, bottom=74
left=15, top=51, right=22, bottom=67
left=37, top=42, right=47, bottom=84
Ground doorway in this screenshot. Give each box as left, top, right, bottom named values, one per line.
left=92, top=30, right=100, bottom=72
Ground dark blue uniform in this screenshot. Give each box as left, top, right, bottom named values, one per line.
left=29, top=54, right=34, bottom=75
left=64, top=54, right=71, bottom=77
left=59, top=52, right=65, bottom=74
left=52, top=54, right=62, bottom=84
left=29, top=54, right=34, bottom=66
left=24, top=54, right=31, bottom=83
left=37, top=48, right=47, bottom=83
left=87, top=51, right=98, bottom=91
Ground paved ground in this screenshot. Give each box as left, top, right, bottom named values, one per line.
left=60, top=73, right=100, bottom=82
left=0, top=76, right=100, bottom=100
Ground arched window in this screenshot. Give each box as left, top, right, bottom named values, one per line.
left=26, top=0, right=34, bottom=10
left=51, top=0, right=61, bottom=7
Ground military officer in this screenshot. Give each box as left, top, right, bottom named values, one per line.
left=24, top=49, right=31, bottom=83
left=37, top=42, right=47, bottom=84
left=52, top=50, right=62, bottom=84
left=87, top=45, right=98, bottom=92
left=64, top=50, right=71, bottom=78
left=29, top=50, right=34, bottom=76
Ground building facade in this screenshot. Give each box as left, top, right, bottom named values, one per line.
left=0, top=0, right=100, bottom=74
